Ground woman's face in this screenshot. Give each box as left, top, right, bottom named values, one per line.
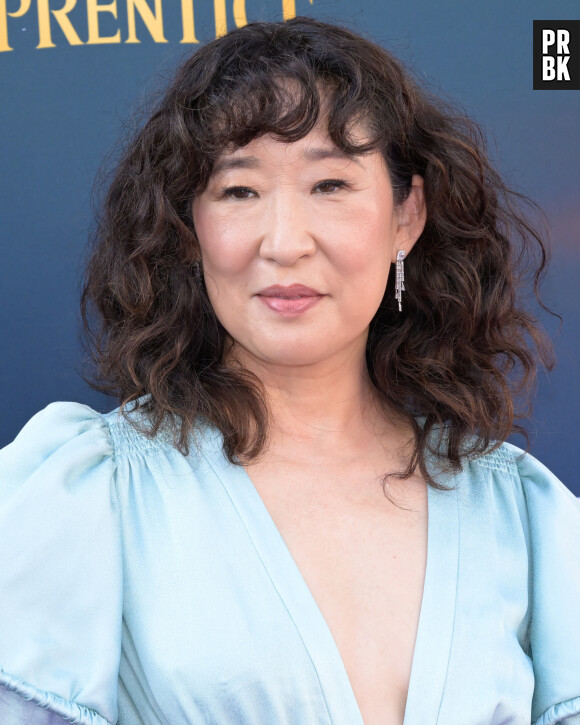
left=192, top=122, right=425, bottom=371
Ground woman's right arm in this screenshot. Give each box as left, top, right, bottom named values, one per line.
left=0, top=402, right=123, bottom=725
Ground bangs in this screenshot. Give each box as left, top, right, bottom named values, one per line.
left=201, top=72, right=377, bottom=152
left=183, top=39, right=390, bottom=188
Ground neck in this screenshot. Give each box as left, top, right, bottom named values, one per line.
left=230, top=340, right=391, bottom=456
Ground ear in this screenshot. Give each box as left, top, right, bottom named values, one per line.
left=392, top=174, right=426, bottom=262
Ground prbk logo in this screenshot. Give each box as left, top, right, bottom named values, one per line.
left=534, top=20, right=580, bottom=89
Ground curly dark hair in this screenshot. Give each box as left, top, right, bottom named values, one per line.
left=81, top=15, right=553, bottom=488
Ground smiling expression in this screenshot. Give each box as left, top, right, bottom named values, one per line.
left=192, top=122, right=425, bottom=371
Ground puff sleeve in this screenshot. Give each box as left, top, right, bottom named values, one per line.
left=513, top=446, right=580, bottom=725
left=0, top=403, right=123, bottom=725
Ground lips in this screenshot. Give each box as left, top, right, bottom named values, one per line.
left=256, top=284, right=324, bottom=317
left=257, top=284, right=321, bottom=298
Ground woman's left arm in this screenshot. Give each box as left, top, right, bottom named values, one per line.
left=515, top=448, right=580, bottom=725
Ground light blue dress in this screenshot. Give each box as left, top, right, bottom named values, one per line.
left=0, top=399, right=579, bottom=725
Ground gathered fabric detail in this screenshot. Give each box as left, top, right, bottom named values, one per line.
left=104, top=398, right=177, bottom=458
left=533, top=697, right=580, bottom=725
left=0, top=669, right=112, bottom=724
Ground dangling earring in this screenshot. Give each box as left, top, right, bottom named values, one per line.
left=192, top=261, right=202, bottom=279
left=395, top=250, right=405, bottom=312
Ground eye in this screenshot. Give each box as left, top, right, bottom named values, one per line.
left=314, top=179, right=348, bottom=194
left=221, top=186, right=255, bottom=200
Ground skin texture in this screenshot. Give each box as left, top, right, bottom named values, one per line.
left=193, top=123, right=428, bottom=725
left=192, top=122, right=425, bottom=387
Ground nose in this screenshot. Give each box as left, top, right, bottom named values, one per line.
left=258, top=190, right=317, bottom=266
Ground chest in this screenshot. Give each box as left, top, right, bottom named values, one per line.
left=246, top=465, right=428, bottom=725
left=118, top=444, right=537, bottom=725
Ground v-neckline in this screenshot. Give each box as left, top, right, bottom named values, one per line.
left=200, top=427, right=460, bottom=725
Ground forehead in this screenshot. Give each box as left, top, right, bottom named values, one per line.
left=211, top=140, right=366, bottom=176
left=210, top=114, right=377, bottom=175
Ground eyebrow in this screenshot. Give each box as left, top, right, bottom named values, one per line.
left=212, top=147, right=364, bottom=176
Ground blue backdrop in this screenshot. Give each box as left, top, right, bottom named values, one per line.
left=1, top=0, right=578, bottom=493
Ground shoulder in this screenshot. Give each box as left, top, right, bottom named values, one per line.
left=1, top=396, right=229, bottom=517
left=1, top=397, right=226, bottom=523
left=1, top=396, right=178, bottom=480
left=465, top=440, right=579, bottom=520
left=0, top=396, right=187, bottom=550
left=0, top=401, right=116, bottom=509
left=3, top=400, right=113, bottom=463
left=0, top=397, right=130, bottom=571
left=456, top=440, right=579, bottom=550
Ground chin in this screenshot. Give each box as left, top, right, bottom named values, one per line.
left=264, top=349, right=328, bottom=367
left=241, top=340, right=333, bottom=369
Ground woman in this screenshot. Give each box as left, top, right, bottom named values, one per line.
left=0, top=15, right=579, bottom=725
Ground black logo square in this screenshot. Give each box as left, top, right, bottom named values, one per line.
left=533, top=20, right=580, bottom=90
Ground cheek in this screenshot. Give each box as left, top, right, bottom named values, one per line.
left=330, top=217, right=394, bottom=281
left=328, top=219, right=394, bottom=319
left=195, top=213, right=254, bottom=280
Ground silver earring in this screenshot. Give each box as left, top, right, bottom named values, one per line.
left=192, top=261, right=201, bottom=279
left=395, top=250, right=405, bottom=312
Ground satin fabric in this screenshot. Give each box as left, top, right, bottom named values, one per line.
left=0, top=400, right=579, bottom=725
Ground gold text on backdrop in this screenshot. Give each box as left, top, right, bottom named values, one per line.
left=0, top=0, right=309, bottom=51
